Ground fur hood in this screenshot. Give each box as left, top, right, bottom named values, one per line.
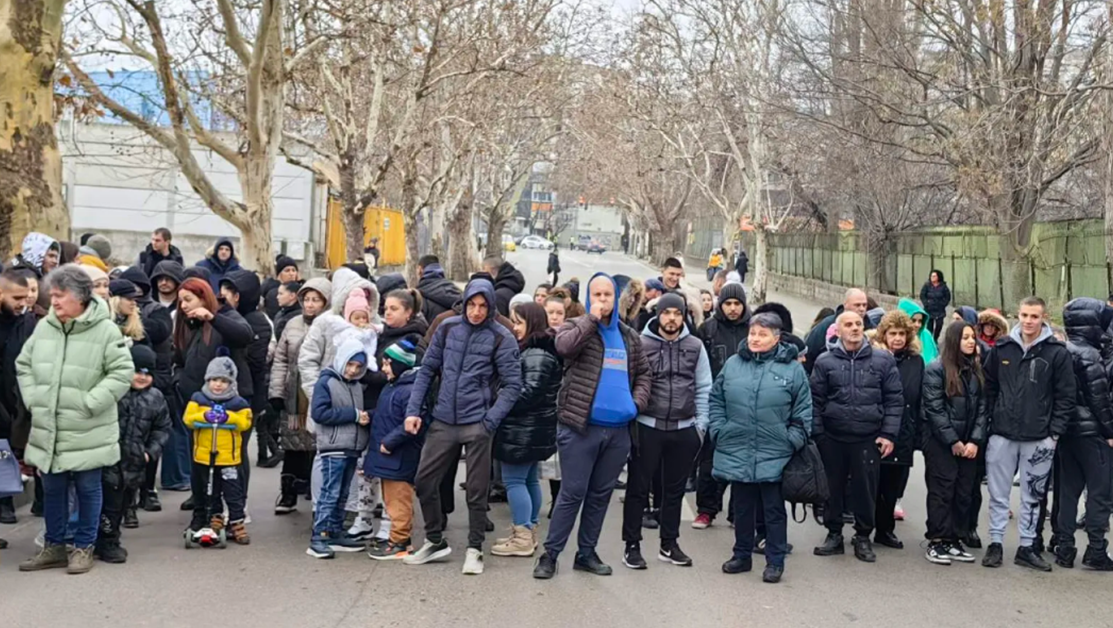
left=619, top=278, right=645, bottom=324
left=978, top=309, right=1009, bottom=334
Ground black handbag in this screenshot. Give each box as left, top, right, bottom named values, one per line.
left=782, top=439, right=829, bottom=523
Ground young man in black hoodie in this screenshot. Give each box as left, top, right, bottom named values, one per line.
left=982, top=297, right=1076, bottom=572
left=220, top=269, right=275, bottom=477
left=482, top=256, right=526, bottom=318
left=416, top=255, right=462, bottom=322
left=692, top=282, right=751, bottom=529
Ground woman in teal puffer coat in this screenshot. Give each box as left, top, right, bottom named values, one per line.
left=710, top=312, right=812, bottom=584
left=16, top=265, right=134, bottom=574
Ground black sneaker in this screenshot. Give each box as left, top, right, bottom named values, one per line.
left=813, top=532, right=844, bottom=556
left=0, top=497, right=17, bottom=524
left=1082, top=544, right=1113, bottom=571
left=852, top=536, right=876, bottom=563
left=1055, top=545, right=1077, bottom=569
left=659, top=544, right=693, bottom=567
left=123, top=508, right=139, bottom=529
left=94, top=543, right=128, bottom=564
left=944, top=540, right=976, bottom=563
left=722, top=557, right=752, bottom=574
left=533, top=551, right=558, bottom=579
left=1015, top=545, right=1052, bottom=572
left=641, top=511, right=660, bottom=530
left=143, top=491, right=162, bottom=512
left=982, top=542, right=1003, bottom=568
left=574, top=551, right=613, bottom=575
left=874, top=531, right=904, bottom=549
left=925, top=542, right=952, bottom=565
left=180, top=496, right=194, bottom=511
left=762, top=564, right=783, bottom=583
left=623, top=544, right=648, bottom=570
left=962, top=530, right=982, bottom=549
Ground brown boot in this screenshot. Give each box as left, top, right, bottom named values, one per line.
left=209, top=515, right=225, bottom=534
left=491, top=525, right=534, bottom=557
left=19, top=543, right=68, bottom=571
left=67, top=546, right=95, bottom=575
left=228, top=519, right=250, bottom=545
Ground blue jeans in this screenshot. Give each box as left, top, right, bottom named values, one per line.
left=312, top=455, right=357, bottom=538
left=161, top=417, right=193, bottom=489
left=502, top=462, right=541, bottom=528
left=42, top=468, right=103, bottom=549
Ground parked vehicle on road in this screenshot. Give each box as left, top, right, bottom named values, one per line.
left=520, top=235, right=554, bottom=250
left=587, top=240, right=607, bottom=254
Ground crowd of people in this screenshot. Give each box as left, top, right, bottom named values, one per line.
left=1, top=230, right=1111, bottom=586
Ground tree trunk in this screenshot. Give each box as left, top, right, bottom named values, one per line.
left=751, top=226, right=770, bottom=305
left=722, top=214, right=737, bottom=254
left=446, top=191, right=476, bottom=282
left=0, top=0, right=69, bottom=258
left=649, top=228, right=682, bottom=267
left=402, top=175, right=420, bottom=286
left=485, top=209, right=508, bottom=259
left=339, top=157, right=365, bottom=263
left=239, top=158, right=275, bottom=275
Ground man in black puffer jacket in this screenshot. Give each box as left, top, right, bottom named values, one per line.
left=811, top=311, right=903, bottom=563
left=1054, top=298, right=1113, bottom=570
left=483, top=256, right=526, bottom=318
left=221, top=270, right=275, bottom=474
left=416, top=255, right=461, bottom=322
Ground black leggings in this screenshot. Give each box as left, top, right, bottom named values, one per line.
left=929, top=315, right=946, bottom=341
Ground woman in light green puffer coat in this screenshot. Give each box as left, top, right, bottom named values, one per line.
left=16, top=265, right=134, bottom=574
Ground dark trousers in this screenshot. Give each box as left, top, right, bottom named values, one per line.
left=929, top=315, right=945, bottom=341
left=622, top=425, right=701, bottom=547
left=696, top=437, right=730, bottom=517
left=1056, top=436, right=1112, bottom=547
left=545, top=423, right=631, bottom=557
left=923, top=436, right=978, bottom=541
left=414, top=421, right=492, bottom=549
left=1038, top=450, right=1061, bottom=545
left=731, top=481, right=788, bottom=567
left=239, top=428, right=252, bottom=500
left=874, top=464, right=907, bottom=537
left=98, top=467, right=133, bottom=548
left=967, top=452, right=986, bottom=533
left=189, top=462, right=246, bottom=530
left=438, top=446, right=461, bottom=518
left=818, top=437, right=880, bottom=537
left=160, top=392, right=192, bottom=489
left=281, top=450, right=314, bottom=498
left=143, top=457, right=158, bottom=496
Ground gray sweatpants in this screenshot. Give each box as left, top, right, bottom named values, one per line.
left=986, top=435, right=1056, bottom=547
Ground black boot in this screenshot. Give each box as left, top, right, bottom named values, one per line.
left=0, top=497, right=16, bottom=524
left=180, top=496, right=195, bottom=511
left=1082, top=541, right=1113, bottom=571
left=275, top=474, right=298, bottom=514
left=94, top=541, right=128, bottom=564
left=813, top=532, right=844, bottom=556
left=1015, top=545, right=1053, bottom=572
left=1054, top=542, right=1077, bottom=569
left=123, top=507, right=139, bottom=529
left=852, top=535, right=876, bottom=562
left=143, top=490, right=162, bottom=512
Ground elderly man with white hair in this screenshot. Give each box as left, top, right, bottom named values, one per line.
left=809, top=310, right=904, bottom=564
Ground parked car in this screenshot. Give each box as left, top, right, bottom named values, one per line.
left=502, top=234, right=517, bottom=252
left=587, top=240, right=607, bottom=254
left=520, top=235, right=553, bottom=250
left=575, top=235, right=592, bottom=251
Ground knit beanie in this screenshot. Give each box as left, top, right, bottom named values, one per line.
left=645, top=278, right=667, bottom=293
left=275, top=255, right=298, bottom=276
left=657, top=292, right=687, bottom=316
left=344, top=289, right=371, bottom=322
left=184, top=266, right=212, bottom=282
left=202, top=356, right=239, bottom=401
left=130, top=344, right=157, bottom=374
left=86, top=234, right=113, bottom=261
left=109, top=279, right=142, bottom=299
left=383, top=339, right=418, bottom=375
left=120, top=266, right=152, bottom=296
left=80, top=265, right=109, bottom=284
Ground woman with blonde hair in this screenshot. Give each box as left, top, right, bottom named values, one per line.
left=109, top=279, right=146, bottom=347
left=871, top=309, right=923, bottom=549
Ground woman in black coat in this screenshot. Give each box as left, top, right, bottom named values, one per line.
left=919, top=269, right=951, bottom=341
left=492, top=301, right=562, bottom=557
left=871, top=310, right=924, bottom=550
left=172, top=278, right=254, bottom=402
left=921, top=320, right=987, bottom=565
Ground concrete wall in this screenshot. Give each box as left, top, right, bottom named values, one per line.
left=60, top=121, right=324, bottom=267
left=768, top=272, right=901, bottom=310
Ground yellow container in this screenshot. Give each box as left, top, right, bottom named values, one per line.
left=325, top=197, right=406, bottom=269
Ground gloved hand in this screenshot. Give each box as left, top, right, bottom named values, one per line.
left=204, top=404, right=229, bottom=425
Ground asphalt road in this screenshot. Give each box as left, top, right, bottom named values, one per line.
left=1, top=248, right=1108, bottom=628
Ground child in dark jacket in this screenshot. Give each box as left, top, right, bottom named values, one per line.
left=96, top=345, right=172, bottom=563
left=365, top=340, right=424, bottom=560
left=307, top=337, right=371, bottom=559
left=183, top=356, right=253, bottom=545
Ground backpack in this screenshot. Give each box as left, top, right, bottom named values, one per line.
left=781, top=439, right=829, bottom=523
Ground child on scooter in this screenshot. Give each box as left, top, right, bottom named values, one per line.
left=183, top=356, right=253, bottom=545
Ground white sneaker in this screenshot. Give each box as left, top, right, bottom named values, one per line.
left=404, top=539, right=452, bottom=565
left=347, top=517, right=375, bottom=540
left=462, top=547, right=484, bottom=575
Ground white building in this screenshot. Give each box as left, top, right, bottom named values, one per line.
left=59, top=119, right=323, bottom=267
left=572, top=204, right=625, bottom=246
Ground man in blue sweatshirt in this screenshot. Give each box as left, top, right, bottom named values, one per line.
left=533, top=273, right=652, bottom=580
left=621, top=293, right=712, bottom=570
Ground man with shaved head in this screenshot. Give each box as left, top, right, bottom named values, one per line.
left=803, top=287, right=874, bottom=375
left=810, top=310, right=904, bottom=563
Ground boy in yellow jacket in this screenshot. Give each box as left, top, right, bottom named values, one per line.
left=183, top=356, right=253, bottom=544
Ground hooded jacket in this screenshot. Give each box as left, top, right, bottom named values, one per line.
left=493, top=261, right=526, bottom=317
left=0, top=305, right=37, bottom=450
left=361, top=315, right=428, bottom=411
left=554, top=273, right=652, bottom=433
left=978, top=309, right=1009, bottom=347
left=106, top=384, right=172, bottom=488
left=121, top=266, right=175, bottom=393
left=150, top=260, right=185, bottom=311
left=183, top=390, right=252, bottom=466
left=618, top=278, right=646, bottom=325
left=699, top=282, right=751, bottom=377
left=417, top=263, right=462, bottom=322
left=364, top=368, right=423, bottom=481
left=404, top=279, right=522, bottom=431
left=376, top=273, right=407, bottom=301
left=11, top=232, right=59, bottom=277
left=919, top=272, right=951, bottom=318
left=640, top=318, right=713, bottom=433
left=809, top=339, right=904, bottom=442
left=224, top=269, right=272, bottom=410
left=195, top=237, right=243, bottom=293
left=494, top=334, right=561, bottom=465
left=923, top=356, right=989, bottom=447
left=984, top=323, right=1076, bottom=441
left=137, top=242, right=184, bottom=279
left=898, top=298, right=939, bottom=364
left=268, top=277, right=331, bottom=451
left=1062, top=298, right=1113, bottom=439
left=17, top=297, right=134, bottom=473
left=311, top=337, right=370, bottom=455
left=709, top=341, right=812, bottom=484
